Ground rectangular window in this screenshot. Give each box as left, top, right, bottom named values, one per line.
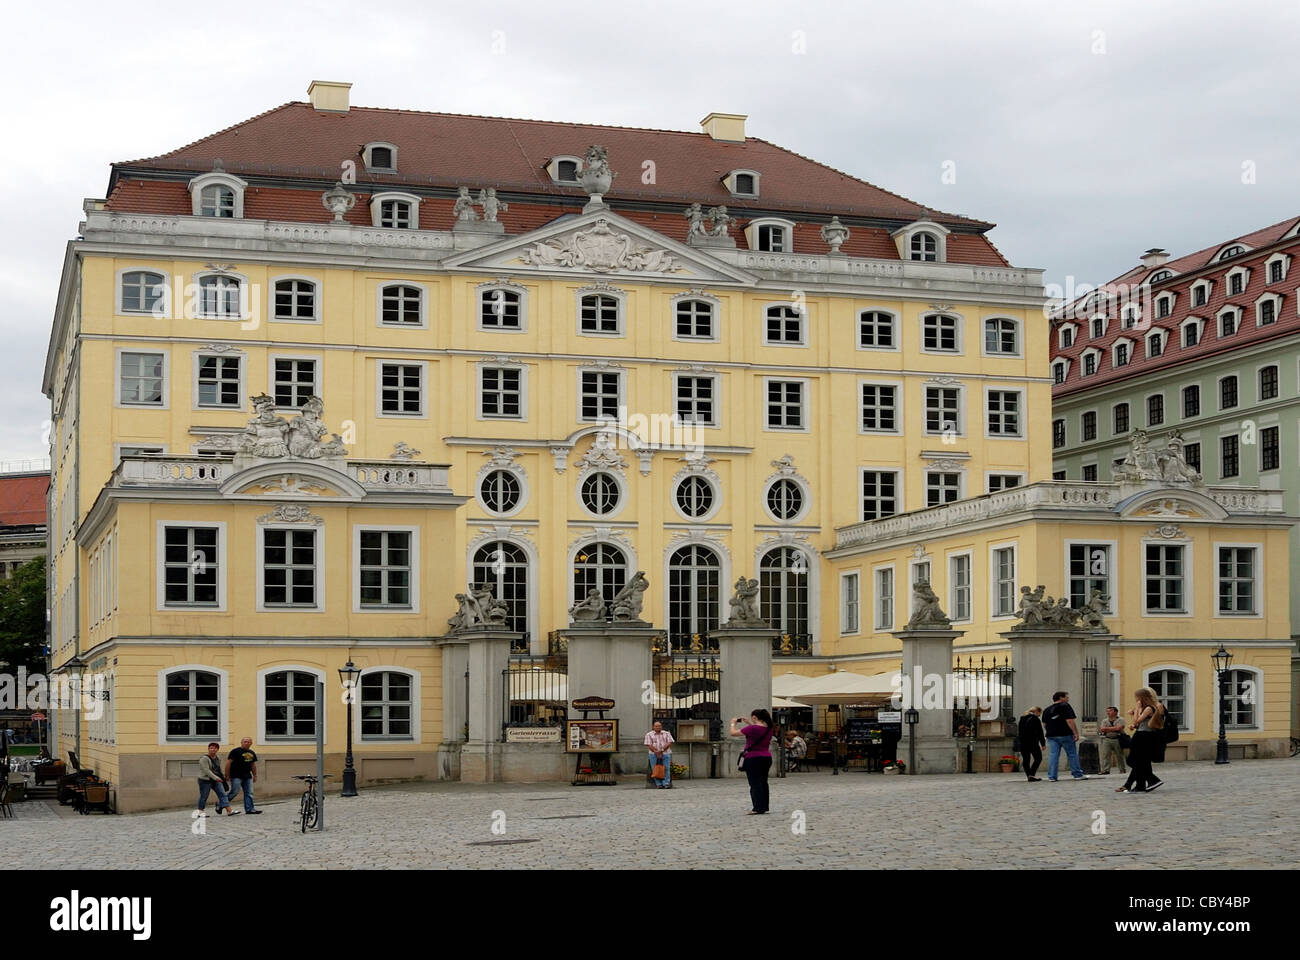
left=1081, top=411, right=1096, bottom=441
left=1068, top=543, right=1111, bottom=610
left=1156, top=298, right=1170, bottom=318
left=840, top=573, right=860, bottom=635
left=987, top=474, right=1021, bottom=493
left=1220, top=376, right=1238, bottom=409
left=1182, top=385, right=1200, bottom=418
left=1260, top=300, right=1276, bottom=325
left=1229, top=273, right=1243, bottom=295
left=675, top=300, right=713, bottom=339
left=859, top=312, right=895, bottom=348
left=263, top=529, right=317, bottom=608
left=379, top=363, right=424, bottom=416
left=1091, top=317, right=1104, bottom=338
left=1148, top=334, right=1163, bottom=357
left=120, top=352, right=165, bottom=406
left=984, top=319, right=1018, bottom=354
left=379, top=285, right=422, bottom=325
left=1259, top=365, right=1278, bottom=400
left=993, top=547, right=1016, bottom=617
left=922, top=314, right=959, bottom=351
left=481, top=367, right=522, bottom=418
left=1116, top=343, right=1129, bottom=366
left=1052, top=419, right=1065, bottom=448
left=676, top=376, right=716, bottom=425
left=950, top=554, right=971, bottom=621
left=580, top=295, right=620, bottom=335
left=1184, top=442, right=1201, bottom=472
left=861, top=384, right=898, bottom=432
left=1193, top=286, right=1206, bottom=306
left=196, top=355, right=241, bottom=408
left=1083, top=353, right=1097, bottom=376
left=1145, top=544, right=1185, bottom=613
left=766, top=380, right=804, bottom=429
left=924, top=387, right=961, bottom=434
left=1220, top=312, right=1237, bottom=337
left=1217, top=547, right=1256, bottom=615
left=926, top=472, right=960, bottom=507
left=264, top=670, right=318, bottom=739
left=874, top=568, right=894, bottom=630
left=580, top=371, right=622, bottom=421
left=1261, top=426, right=1279, bottom=471
left=272, top=358, right=318, bottom=409
left=379, top=199, right=411, bottom=229
left=480, top=289, right=522, bottom=329
left=987, top=391, right=1021, bottom=436
left=1052, top=470, right=1066, bottom=480
left=1220, top=435, right=1239, bottom=477
left=1113, top=404, right=1129, bottom=434
left=1082, top=464, right=1098, bottom=481
left=1147, top=395, right=1164, bottom=426
left=765, top=306, right=803, bottom=344
left=358, top=530, right=412, bottom=609
left=1183, top=324, right=1198, bottom=347
left=162, top=526, right=218, bottom=606
left=862, top=471, right=898, bottom=520
left=273, top=279, right=316, bottom=321
left=1270, top=260, right=1284, bottom=283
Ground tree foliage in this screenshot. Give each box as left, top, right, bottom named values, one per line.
left=0, top=557, right=46, bottom=673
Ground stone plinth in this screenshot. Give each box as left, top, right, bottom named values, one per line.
left=561, top=623, right=660, bottom=774
left=434, top=627, right=521, bottom=783
left=710, top=625, right=779, bottom=776
left=893, top=627, right=963, bottom=774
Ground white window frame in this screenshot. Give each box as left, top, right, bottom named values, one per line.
left=547, top=156, right=583, bottom=184
left=858, top=378, right=903, bottom=435
left=1143, top=665, right=1195, bottom=737
left=116, top=267, right=171, bottom=317
left=762, top=302, right=808, bottom=347
left=984, top=386, right=1025, bottom=439
left=375, top=359, right=429, bottom=419
left=985, top=471, right=1026, bottom=493
left=1089, top=315, right=1109, bottom=339
left=268, top=353, right=323, bottom=410
left=989, top=542, right=1019, bottom=620
left=353, top=524, right=421, bottom=613
left=477, top=280, right=528, bottom=333
left=761, top=376, right=810, bottom=433
left=356, top=666, right=421, bottom=743
left=671, top=474, right=722, bottom=523
left=1219, top=306, right=1242, bottom=338
left=576, top=470, right=629, bottom=521
left=1190, top=279, right=1213, bottom=307
left=1154, top=293, right=1175, bottom=319
left=156, top=664, right=229, bottom=746
left=894, top=221, right=949, bottom=263
left=156, top=521, right=227, bottom=612
left=1057, top=322, right=1078, bottom=350
left=1063, top=539, right=1118, bottom=615
left=923, top=469, right=964, bottom=508
left=375, top=281, right=428, bottom=329
left=670, top=292, right=720, bottom=343
left=725, top=169, right=761, bottom=198
left=269, top=275, right=321, bottom=324
left=1255, top=292, right=1283, bottom=327
left=1111, top=337, right=1134, bottom=367
left=191, top=270, right=250, bottom=321
left=1052, top=360, right=1069, bottom=384
left=477, top=465, right=529, bottom=519
left=477, top=361, right=528, bottom=421
left=763, top=476, right=811, bottom=524
left=364, top=141, right=399, bottom=172
left=1212, top=542, right=1262, bottom=619
left=1080, top=347, right=1101, bottom=376
left=944, top=551, right=972, bottom=623
left=192, top=349, right=246, bottom=411
left=115, top=347, right=170, bottom=409
left=981, top=316, right=1022, bottom=358
left=1141, top=538, right=1193, bottom=618
left=1225, top=266, right=1251, bottom=296
left=1211, top=664, right=1263, bottom=732
left=840, top=570, right=861, bottom=636
left=1179, top=316, right=1204, bottom=348
left=859, top=466, right=903, bottom=521
left=1264, top=252, right=1291, bottom=285
left=745, top=218, right=796, bottom=253
left=923, top=383, right=965, bottom=437
left=369, top=191, right=421, bottom=230
left=577, top=367, right=626, bottom=424
left=858, top=309, right=900, bottom=352
left=257, top=664, right=327, bottom=744
left=187, top=172, right=246, bottom=219
left=921, top=312, right=963, bottom=354
left=873, top=563, right=896, bottom=631
left=1145, top=329, right=1168, bottom=359
left=256, top=524, right=325, bottom=613
left=576, top=287, right=627, bottom=338
left=672, top=372, right=720, bottom=428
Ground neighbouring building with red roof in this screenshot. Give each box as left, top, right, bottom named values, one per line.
left=0, top=469, right=48, bottom=579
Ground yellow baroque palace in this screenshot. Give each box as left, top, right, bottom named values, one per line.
left=43, top=83, right=1293, bottom=809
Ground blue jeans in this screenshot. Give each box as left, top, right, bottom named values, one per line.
left=649, top=752, right=672, bottom=786
left=227, top=776, right=255, bottom=812
left=1046, top=735, right=1085, bottom=779
left=197, top=779, right=230, bottom=811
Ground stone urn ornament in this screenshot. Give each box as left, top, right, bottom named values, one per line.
left=579, top=145, right=615, bottom=210
left=321, top=183, right=355, bottom=222
left=820, top=216, right=850, bottom=255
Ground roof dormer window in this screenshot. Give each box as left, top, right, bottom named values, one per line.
left=724, top=169, right=760, bottom=198
left=1148, top=270, right=1172, bottom=283
left=1081, top=348, right=1100, bottom=376
left=892, top=220, right=950, bottom=264
left=1218, top=245, right=1245, bottom=261
left=1058, top=322, right=1077, bottom=349
left=364, top=142, right=398, bottom=172
left=1191, top=279, right=1212, bottom=307
left=188, top=171, right=247, bottom=219
left=1265, top=253, right=1290, bottom=284
left=911, top=232, right=938, bottom=261
left=1121, top=305, right=1139, bottom=329
left=1226, top=266, right=1250, bottom=296
left=547, top=156, right=583, bottom=184
left=1155, top=294, right=1174, bottom=319
left=744, top=217, right=795, bottom=254
left=369, top=192, right=421, bottom=230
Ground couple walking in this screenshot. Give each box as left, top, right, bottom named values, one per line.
left=196, top=737, right=263, bottom=816
left=1017, top=691, right=1090, bottom=781
left=1018, top=688, right=1169, bottom=791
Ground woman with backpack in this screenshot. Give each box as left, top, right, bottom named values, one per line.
left=1117, top=688, right=1165, bottom=793
left=730, top=709, right=775, bottom=814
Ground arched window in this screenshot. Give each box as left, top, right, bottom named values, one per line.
left=198, top=275, right=243, bottom=319
left=479, top=286, right=523, bottom=330
left=200, top=184, right=236, bottom=218
left=910, top=232, right=938, bottom=261
left=759, top=547, right=809, bottom=643
left=379, top=284, right=423, bottom=325
left=264, top=669, right=319, bottom=739
left=1222, top=669, right=1259, bottom=728
left=983, top=317, right=1019, bottom=355
left=579, top=293, right=621, bottom=335
left=572, top=542, right=627, bottom=613
left=1146, top=668, right=1188, bottom=730
left=580, top=472, right=621, bottom=516
left=359, top=670, right=413, bottom=740
left=668, top=545, right=721, bottom=648
left=674, top=299, right=714, bottom=339
left=120, top=270, right=167, bottom=314
left=165, top=669, right=220, bottom=739
left=378, top=198, right=412, bottom=229
left=273, top=278, right=317, bottom=321
left=480, top=470, right=522, bottom=515
left=472, top=541, right=529, bottom=636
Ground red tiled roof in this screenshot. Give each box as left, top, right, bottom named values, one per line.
left=112, top=101, right=994, bottom=228
left=0, top=474, right=49, bottom=526
left=103, top=179, right=1011, bottom=265
left=1051, top=224, right=1300, bottom=396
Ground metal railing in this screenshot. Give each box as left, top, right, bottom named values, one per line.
left=771, top=633, right=813, bottom=655
left=501, top=654, right=568, bottom=741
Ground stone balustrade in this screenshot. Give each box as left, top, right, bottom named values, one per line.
left=113, top=455, right=451, bottom=494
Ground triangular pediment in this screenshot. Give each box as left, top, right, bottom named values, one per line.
left=441, top=209, right=758, bottom=284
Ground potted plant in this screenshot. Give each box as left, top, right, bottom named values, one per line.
left=670, top=762, right=687, bottom=779
left=998, top=755, right=1019, bottom=773
left=881, top=759, right=906, bottom=775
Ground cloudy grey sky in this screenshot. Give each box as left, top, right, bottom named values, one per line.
left=2, top=0, right=1297, bottom=462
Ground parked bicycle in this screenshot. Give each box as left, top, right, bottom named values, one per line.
left=1290, top=736, right=1299, bottom=758
left=291, top=774, right=330, bottom=832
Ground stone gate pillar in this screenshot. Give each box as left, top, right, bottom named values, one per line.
left=892, top=626, right=963, bottom=774
left=561, top=623, right=659, bottom=775
left=709, top=625, right=780, bottom=775
left=436, top=626, right=521, bottom=783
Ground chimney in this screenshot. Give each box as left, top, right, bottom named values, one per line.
left=700, top=112, right=747, bottom=142
left=308, top=80, right=352, bottom=113
left=1141, top=248, right=1169, bottom=268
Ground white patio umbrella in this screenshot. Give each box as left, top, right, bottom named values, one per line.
left=506, top=670, right=569, bottom=702
left=788, top=671, right=901, bottom=706
left=772, top=696, right=810, bottom=709
left=771, top=672, right=823, bottom=698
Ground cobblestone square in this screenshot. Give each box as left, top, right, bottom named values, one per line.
left=8, top=759, right=1297, bottom=870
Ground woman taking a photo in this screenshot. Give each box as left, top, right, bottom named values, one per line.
left=1117, top=687, right=1165, bottom=794
left=731, top=709, right=775, bottom=815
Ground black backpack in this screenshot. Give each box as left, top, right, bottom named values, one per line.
left=1162, top=710, right=1179, bottom=743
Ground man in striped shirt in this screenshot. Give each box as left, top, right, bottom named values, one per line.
left=644, top=722, right=675, bottom=789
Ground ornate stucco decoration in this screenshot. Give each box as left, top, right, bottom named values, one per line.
left=476, top=445, right=525, bottom=488
left=198, top=343, right=245, bottom=355
left=578, top=144, right=615, bottom=209
left=905, top=580, right=951, bottom=629
left=1149, top=524, right=1187, bottom=540
left=549, top=444, right=574, bottom=474
left=196, top=434, right=238, bottom=453
left=321, top=183, right=355, bottom=222
left=1011, top=584, right=1083, bottom=631
left=923, top=458, right=965, bottom=472
left=256, top=503, right=324, bottom=525
left=722, top=575, right=767, bottom=627
left=928, top=303, right=955, bottom=311
left=568, top=526, right=635, bottom=557
left=203, top=262, right=237, bottom=274
left=576, top=431, right=628, bottom=476
left=1114, top=429, right=1202, bottom=484
left=391, top=442, right=421, bottom=461
left=244, top=475, right=334, bottom=497
left=447, top=583, right=508, bottom=631
left=234, top=395, right=348, bottom=464
left=765, top=454, right=808, bottom=489
left=911, top=544, right=930, bottom=561
left=575, top=280, right=624, bottom=297
left=467, top=524, right=536, bottom=555
left=672, top=453, right=719, bottom=485
left=519, top=219, right=681, bottom=273
left=1134, top=499, right=1198, bottom=519
left=924, top=375, right=962, bottom=386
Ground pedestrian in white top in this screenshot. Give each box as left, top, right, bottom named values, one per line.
left=644, top=721, right=675, bottom=789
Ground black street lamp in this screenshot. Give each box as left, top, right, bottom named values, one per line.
left=338, top=660, right=361, bottom=796
left=1212, top=645, right=1233, bottom=765
left=904, top=706, right=919, bottom=775
left=63, top=655, right=86, bottom=759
